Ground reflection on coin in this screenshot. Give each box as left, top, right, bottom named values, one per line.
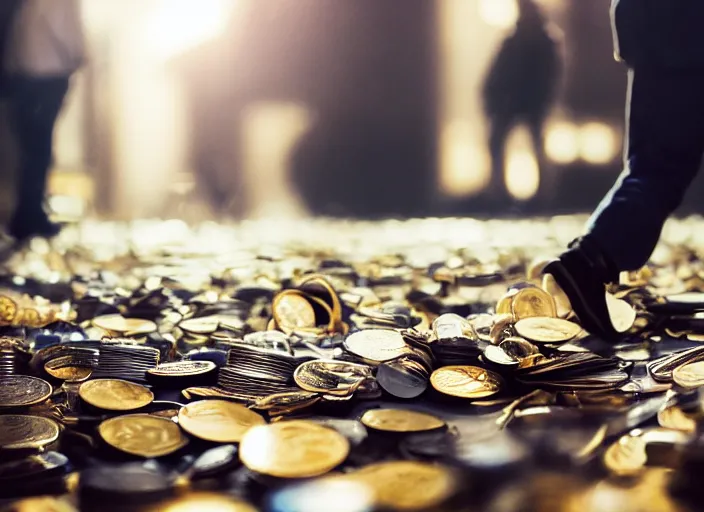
left=542, top=273, right=572, bottom=318
left=0, top=415, right=60, bottom=450
left=147, top=361, right=216, bottom=377
left=514, top=317, right=582, bottom=343
left=272, top=291, right=316, bottom=330
left=79, top=379, right=154, bottom=411
left=0, top=296, right=18, bottom=323
left=0, top=375, right=52, bottom=408
left=603, top=434, right=647, bottom=477
left=673, top=361, right=704, bottom=389
left=511, top=287, right=557, bottom=320
left=154, top=493, right=257, bottom=512
left=178, top=400, right=265, bottom=443
left=99, top=414, right=188, bottom=457
left=484, top=345, right=519, bottom=366
left=430, top=366, right=502, bottom=399
left=294, top=360, right=372, bottom=395
left=93, top=315, right=157, bottom=335
left=239, top=420, right=349, bottom=478
left=346, top=461, right=457, bottom=511
left=605, top=293, right=636, bottom=333
left=44, top=365, right=93, bottom=382
left=360, top=409, right=445, bottom=433
left=657, top=406, right=696, bottom=434
left=344, top=329, right=407, bottom=362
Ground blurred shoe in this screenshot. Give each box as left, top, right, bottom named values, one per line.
left=8, top=215, right=62, bottom=242
left=543, top=239, right=622, bottom=342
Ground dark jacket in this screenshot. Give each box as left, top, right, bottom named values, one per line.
left=613, top=0, right=704, bottom=69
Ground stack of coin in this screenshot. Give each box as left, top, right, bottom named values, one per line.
left=37, top=345, right=99, bottom=382
left=515, top=353, right=629, bottom=390
left=91, top=343, right=160, bottom=383
left=0, top=337, right=30, bottom=376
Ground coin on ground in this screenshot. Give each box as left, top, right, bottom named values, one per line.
left=0, top=375, right=52, bottom=408
left=361, top=409, right=445, bottom=433
left=79, top=379, right=154, bottom=411
left=178, top=400, right=265, bottom=443
left=272, top=291, right=317, bottom=330
left=154, top=493, right=257, bottom=512
left=99, top=414, right=188, bottom=457
left=603, top=434, right=647, bottom=477
left=0, top=415, right=60, bottom=450
left=430, top=366, right=502, bottom=399
left=511, top=287, right=557, bottom=320
left=673, top=361, right=704, bottom=389
left=93, top=314, right=157, bottom=335
left=514, top=317, right=582, bottom=343
left=45, top=365, right=93, bottom=382
left=239, top=420, right=349, bottom=478
left=657, top=405, right=696, bottom=434
left=344, top=329, right=407, bottom=362
left=347, top=461, right=457, bottom=511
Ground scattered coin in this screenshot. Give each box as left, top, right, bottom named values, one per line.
left=178, top=400, right=266, bottom=443
left=657, top=405, right=696, bottom=434
left=673, top=361, right=704, bottom=389
left=294, top=360, right=373, bottom=396
left=344, top=329, right=408, bottom=362
left=0, top=375, right=52, bottom=408
left=272, top=291, right=317, bottom=331
left=603, top=434, right=647, bottom=477
left=99, top=414, right=188, bottom=457
left=514, top=317, right=582, bottom=343
left=606, top=293, right=637, bottom=333
left=360, top=409, right=445, bottom=433
left=239, top=420, right=349, bottom=478
left=154, top=493, right=258, bottom=512
left=0, top=415, right=60, bottom=450
left=511, top=287, right=557, bottom=320
left=430, top=366, right=502, bottom=399
left=79, top=379, right=154, bottom=411
left=92, top=315, right=157, bottom=336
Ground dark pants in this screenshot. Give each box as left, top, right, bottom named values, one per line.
left=8, top=75, right=69, bottom=227
left=582, top=67, right=704, bottom=271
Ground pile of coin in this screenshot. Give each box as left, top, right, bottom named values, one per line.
left=5, top=217, right=704, bottom=510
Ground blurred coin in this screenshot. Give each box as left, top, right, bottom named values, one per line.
left=430, top=366, right=502, bottom=399
left=344, top=329, right=407, bottom=362
left=154, top=493, right=257, bottom=512
left=657, top=405, right=696, bottom=434
left=0, top=415, right=60, bottom=450
left=178, top=400, right=265, bottom=443
left=673, top=361, right=704, bottom=389
left=272, top=291, right=317, bottom=331
left=649, top=346, right=704, bottom=382
left=511, top=287, right=557, bottom=320
left=0, top=295, right=18, bottom=323
left=45, top=365, right=93, bottom=382
left=377, top=359, right=428, bottom=399
left=514, top=317, right=582, bottom=343
left=99, top=414, right=188, bottom=457
left=79, top=379, right=154, bottom=411
left=360, top=409, right=445, bottom=433
left=239, top=420, right=349, bottom=478
left=0, top=375, right=52, bottom=408
left=542, top=273, right=573, bottom=318
left=603, top=434, right=647, bottom=477
left=606, top=293, right=637, bottom=333
left=92, top=315, right=157, bottom=336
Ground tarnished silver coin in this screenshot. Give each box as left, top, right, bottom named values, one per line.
left=0, top=375, right=52, bottom=408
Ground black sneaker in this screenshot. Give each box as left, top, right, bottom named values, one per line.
left=543, top=252, right=622, bottom=342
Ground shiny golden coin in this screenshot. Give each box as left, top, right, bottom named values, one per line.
left=153, top=493, right=257, bottom=512
left=347, top=461, right=457, bottom=511
left=603, top=434, right=647, bottom=477
left=495, top=289, right=518, bottom=316
left=430, top=366, right=502, bottom=399
left=44, top=365, right=93, bottom=382
left=178, top=400, right=265, bottom=443
left=0, top=295, right=18, bottom=323
left=294, top=360, right=372, bottom=395
left=0, top=415, right=60, bottom=450
left=511, top=287, right=557, bottom=320
left=99, top=414, right=188, bottom=457
left=542, top=273, right=573, bottom=318
left=490, top=313, right=514, bottom=344
left=239, top=420, right=349, bottom=478
left=673, top=360, right=704, bottom=389
left=605, top=293, right=636, bottom=333
left=514, top=317, right=582, bottom=343
left=272, top=291, right=316, bottom=330
left=657, top=406, right=696, bottom=434
left=79, top=379, right=154, bottom=411
left=360, top=409, right=445, bottom=433
left=9, top=497, right=76, bottom=512
left=0, top=375, right=52, bottom=408
left=92, top=314, right=157, bottom=335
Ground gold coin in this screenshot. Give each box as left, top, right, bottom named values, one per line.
left=154, top=493, right=257, bottom=512
left=673, top=361, right=704, bottom=389
left=347, top=461, right=457, bottom=511
left=8, top=497, right=76, bottom=512
left=239, top=420, right=349, bottom=478
left=603, top=434, right=647, bottom=477
left=272, top=291, right=317, bottom=330
left=542, top=273, right=573, bottom=318
left=360, top=409, right=445, bottom=433
left=514, top=317, right=582, bottom=343
left=0, top=295, right=17, bottom=323
left=294, top=360, right=372, bottom=395
left=92, top=314, right=157, bottom=335
left=605, top=293, right=636, bottom=333
left=490, top=314, right=514, bottom=344
left=178, top=400, right=266, bottom=443
left=511, top=287, right=557, bottom=320
left=430, top=366, right=502, bottom=399
left=0, top=375, right=53, bottom=408
left=44, top=365, right=93, bottom=382
left=99, top=414, right=188, bottom=457
left=495, top=289, right=518, bottom=317
left=79, top=379, right=154, bottom=411
left=0, top=415, right=60, bottom=450
left=657, top=406, right=696, bottom=434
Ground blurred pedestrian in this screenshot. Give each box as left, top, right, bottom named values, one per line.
left=4, top=0, right=85, bottom=242
left=482, top=0, right=563, bottom=207
left=545, top=0, right=704, bottom=340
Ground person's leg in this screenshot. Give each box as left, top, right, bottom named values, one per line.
left=528, top=114, right=555, bottom=205
left=8, top=76, right=70, bottom=240
left=487, top=116, right=514, bottom=205
left=546, top=67, right=704, bottom=340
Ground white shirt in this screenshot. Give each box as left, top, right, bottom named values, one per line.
left=5, top=0, right=85, bottom=76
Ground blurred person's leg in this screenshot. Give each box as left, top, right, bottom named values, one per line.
left=545, top=67, right=704, bottom=340
left=7, top=75, right=69, bottom=241
left=527, top=115, right=555, bottom=206
left=487, top=117, right=514, bottom=206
